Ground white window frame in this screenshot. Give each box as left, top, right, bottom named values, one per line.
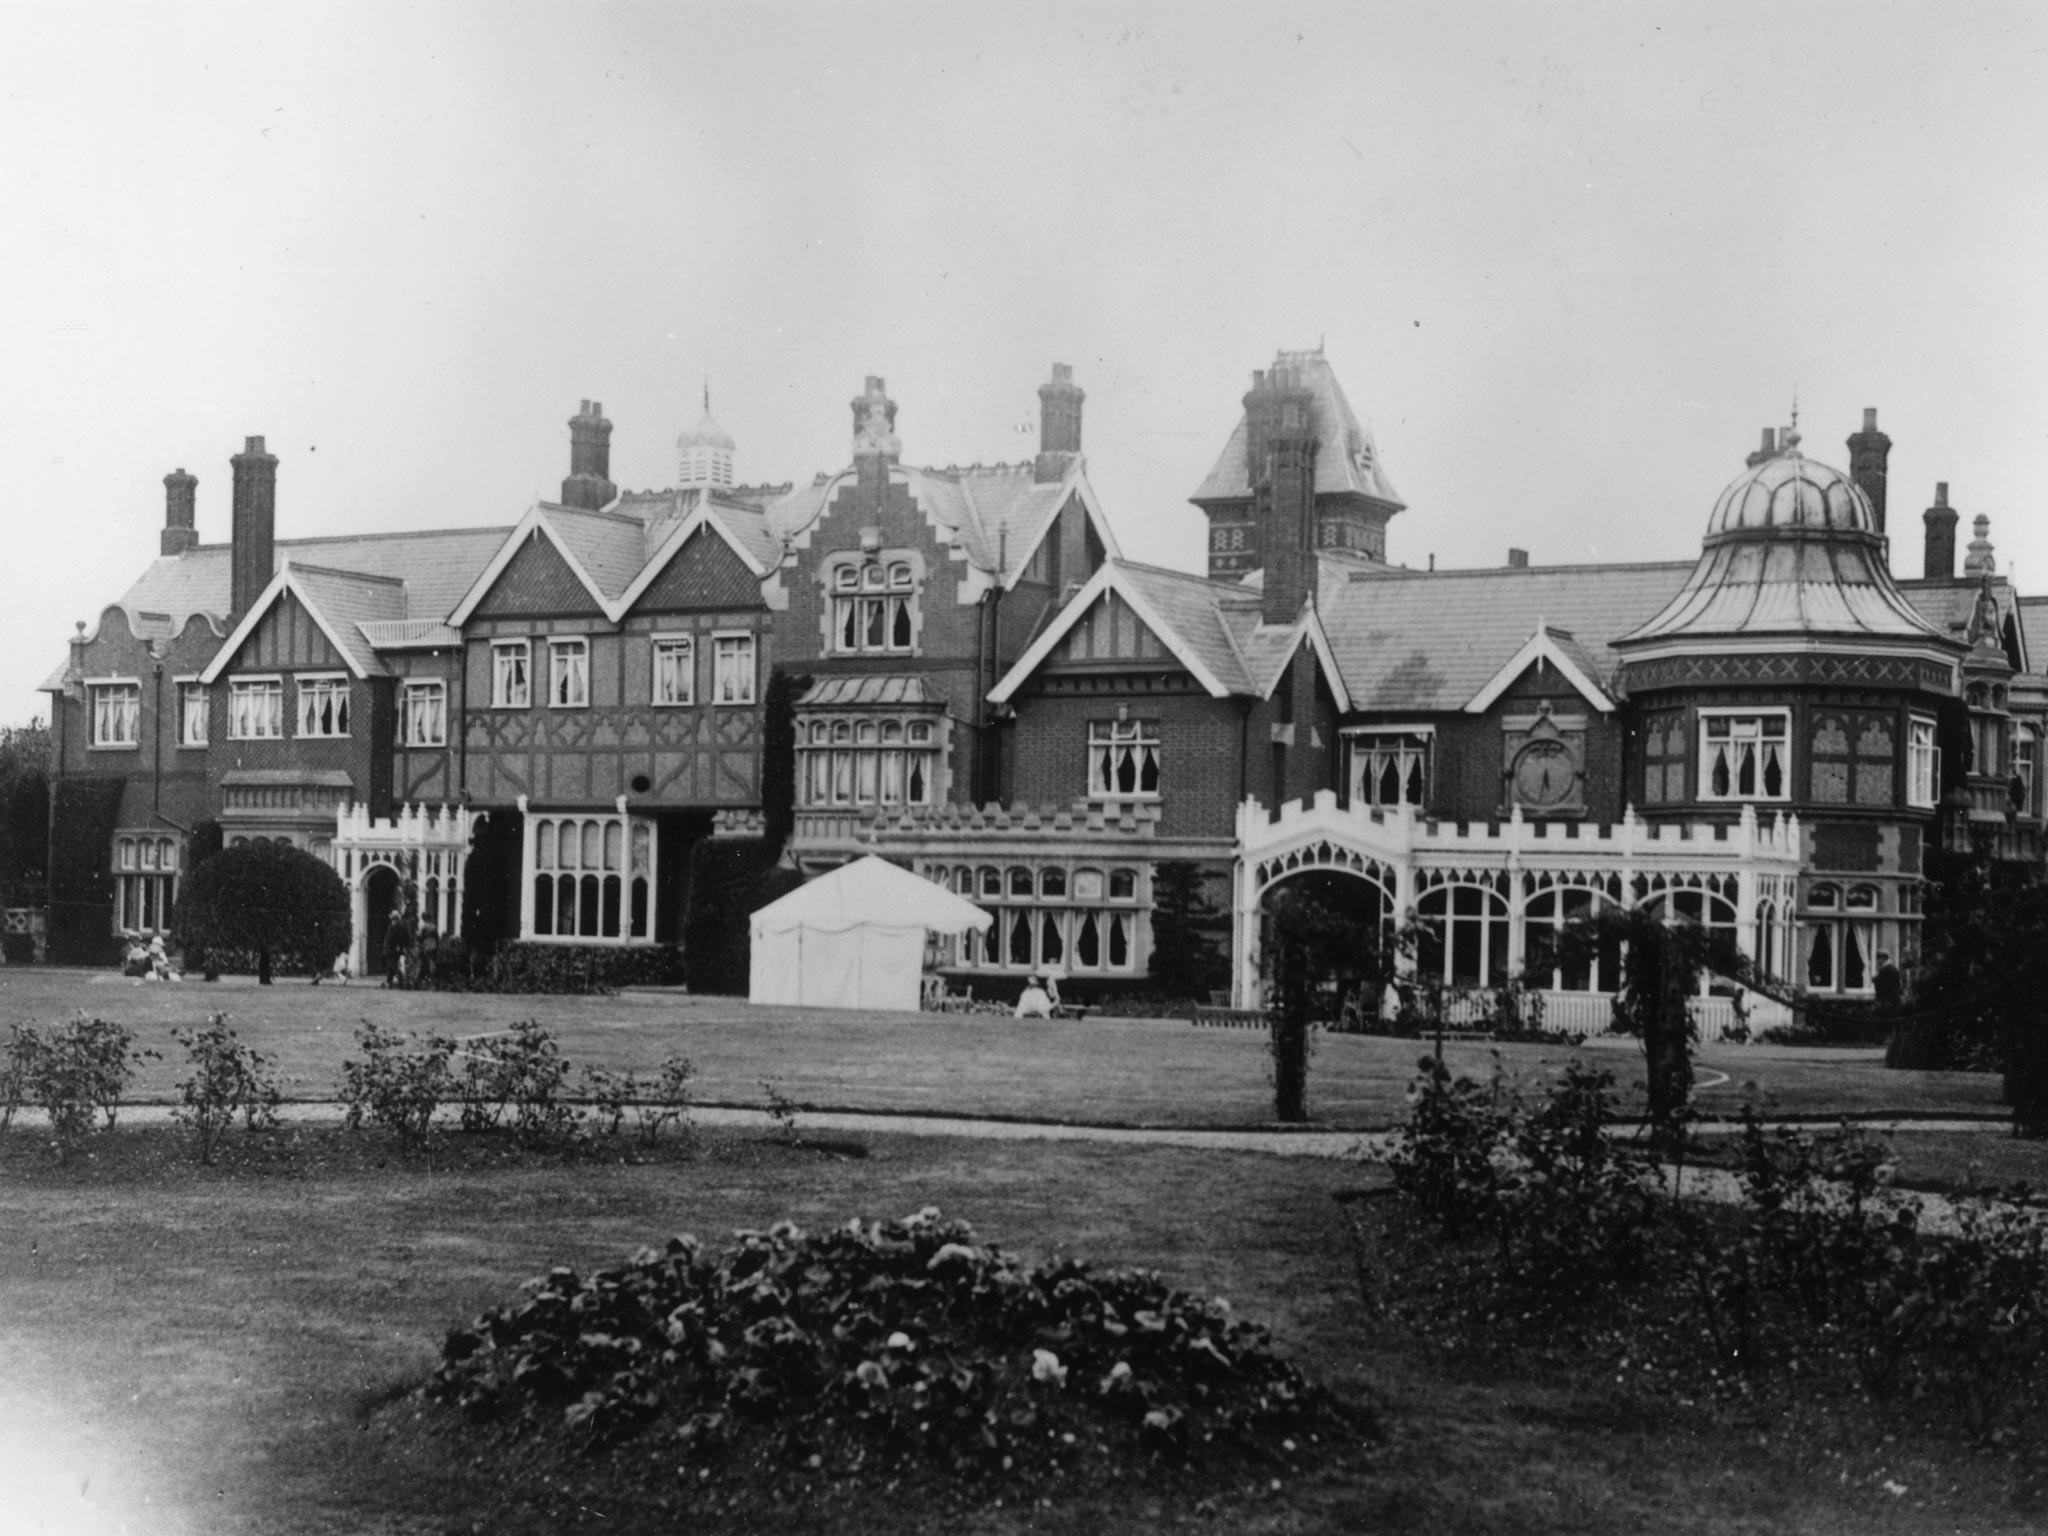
left=652, top=634, right=695, bottom=707
left=176, top=677, right=207, bottom=748
left=491, top=640, right=531, bottom=709
left=547, top=637, right=589, bottom=709
left=227, top=676, right=285, bottom=741
left=402, top=680, right=448, bottom=747
left=829, top=558, right=918, bottom=655
left=1907, top=716, right=1940, bottom=809
left=88, top=678, right=141, bottom=749
left=295, top=673, right=351, bottom=739
left=1345, top=725, right=1434, bottom=809
left=1698, top=708, right=1791, bottom=803
left=1087, top=718, right=1161, bottom=800
left=2015, top=725, right=2037, bottom=815
left=713, top=631, right=756, bottom=705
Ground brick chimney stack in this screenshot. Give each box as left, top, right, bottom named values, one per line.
left=1847, top=407, right=1892, bottom=534
left=1923, top=483, right=1958, bottom=580
left=1246, top=367, right=1318, bottom=626
left=161, top=467, right=199, bottom=557
left=229, top=437, right=277, bottom=619
left=1034, top=363, right=1084, bottom=483
left=1744, top=428, right=1777, bottom=469
left=561, top=400, right=617, bottom=511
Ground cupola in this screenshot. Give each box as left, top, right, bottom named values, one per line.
left=677, top=384, right=736, bottom=489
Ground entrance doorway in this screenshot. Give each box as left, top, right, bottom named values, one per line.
left=365, top=866, right=402, bottom=982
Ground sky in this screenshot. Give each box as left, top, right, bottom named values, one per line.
left=3, top=1, right=2045, bottom=722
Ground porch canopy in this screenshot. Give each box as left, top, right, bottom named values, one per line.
left=748, top=856, right=991, bottom=1012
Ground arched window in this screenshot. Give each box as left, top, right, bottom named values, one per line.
left=1523, top=887, right=1619, bottom=991
left=1417, top=884, right=1510, bottom=988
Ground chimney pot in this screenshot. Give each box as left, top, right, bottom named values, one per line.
left=1863, top=407, right=1878, bottom=432
left=562, top=398, right=617, bottom=510
left=1507, top=547, right=1529, bottom=568
left=1937, top=482, right=1949, bottom=506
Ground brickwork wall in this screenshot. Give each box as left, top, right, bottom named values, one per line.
left=54, top=606, right=221, bottom=833
left=387, top=651, right=460, bottom=805
left=1008, top=674, right=1249, bottom=840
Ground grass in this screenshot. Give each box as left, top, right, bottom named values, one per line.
left=2, top=1121, right=2044, bottom=1534
left=0, top=968, right=2018, bottom=1130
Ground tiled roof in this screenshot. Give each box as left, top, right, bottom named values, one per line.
left=1190, top=349, right=1404, bottom=507
left=1319, top=559, right=1696, bottom=712
left=2016, top=596, right=2048, bottom=677
left=541, top=503, right=645, bottom=601
left=705, top=498, right=781, bottom=572
left=1111, top=561, right=1266, bottom=694
left=797, top=676, right=943, bottom=708
left=357, top=618, right=462, bottom=650
left=1901, top=575, right=2016, bottom=647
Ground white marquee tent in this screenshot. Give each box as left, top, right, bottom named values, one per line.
left=747, top=856, right=992, bottom=1012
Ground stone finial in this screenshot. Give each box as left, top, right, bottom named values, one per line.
left=1963, top=512, right=1996, bottom=577
left=851, top=376, right=900, bottom=461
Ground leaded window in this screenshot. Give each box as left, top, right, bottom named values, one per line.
left=1347, top=730, right=1430, bottom=808
left=653, top=636, right=694, bottom=706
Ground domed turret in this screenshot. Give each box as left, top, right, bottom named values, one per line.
left=1704, top=446, right=1876, bottom=537
left=1621, top=426, right=1945, bottom=648
left=677, top=385, right=735, bottom=488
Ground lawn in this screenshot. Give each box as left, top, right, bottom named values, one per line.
left=3, top=1122, right=2044, bottom=1535
left=0, top=968, right=2017, bottom=1131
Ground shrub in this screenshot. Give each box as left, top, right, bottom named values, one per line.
left=337, top=1022, right=454, bottom=1154
left=1494, top=1061, right=1659, bottom=1294
left=683, top=839, right=799, bottom=995
left=1385, top=1054, right=1511, bottom=1239
left=46, top=777, right=125, bottom=966
left=1148, top=861, right=1230, bottom=1001
left=583, top=1056, right=695, bottom=1144
left=424, top=1209, right=1357, bottom=1486
left=453, top=1020, right=577, bottom=1146
left=4, top=1014, right=152, bottom=1161
left=172, top=840, right=350, bottom=983
left=171, top=1014, right=282, bottom=1164
left=427, top=940, right=686, bottom=995
left=0, top=930, right=33, bottom=966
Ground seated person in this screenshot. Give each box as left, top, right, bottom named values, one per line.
left=1015, top=975, right=1054, bottom=1019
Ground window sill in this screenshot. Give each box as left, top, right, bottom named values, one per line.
left=88, top=743, right=141, bottom=752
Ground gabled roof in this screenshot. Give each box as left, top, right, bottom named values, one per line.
left=1190, top=348, right=1404, bottom=508
left=447, top=503, right=624, bottom=626
left=1463, top=624, right=1619, bottom=715
left=614, top=498, right=778, bottom=615
left=988, top=559, right=1344, bottom=706
left=540, top=503, right=648, bottom=602
left=198, top=562, right=405, bottom=683
left=1319, top=559, right=1695, bottom=712
left=765, top=458, right=1121, bottom=591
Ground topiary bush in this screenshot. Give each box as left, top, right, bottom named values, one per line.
left=425, top=1209, right=1360, bottom=1491
left=171, top=840, right=350, bottom=983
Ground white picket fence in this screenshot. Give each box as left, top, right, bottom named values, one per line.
left=1433, top=988, right=1790, bottom=1042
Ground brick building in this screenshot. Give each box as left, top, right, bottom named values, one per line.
left=40, top=348, right=2048, bottom=1022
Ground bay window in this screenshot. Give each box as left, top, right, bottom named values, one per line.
left=112, top=834, right=178, bottom=933
left=799, top=716, right=939, bottom=807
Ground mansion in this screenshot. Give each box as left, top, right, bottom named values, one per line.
left=44, top=352, right=2048, bottom=1020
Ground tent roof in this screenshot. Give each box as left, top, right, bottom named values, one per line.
left=751, top=856, right=991, bottom=934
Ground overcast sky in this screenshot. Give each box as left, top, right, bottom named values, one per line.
left=4, top=2, right=2044, bottom=723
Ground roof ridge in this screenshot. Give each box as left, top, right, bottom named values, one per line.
left=1111, top=556, right=1262, bottom=597
left=542, top=501, right=643, bottom=528
left=287, top=562, right=406, bottom=587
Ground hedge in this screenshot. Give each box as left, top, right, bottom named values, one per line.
left=47, top=777, right=126, bottom=965
left=682, top=838, right=804, bottom=995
